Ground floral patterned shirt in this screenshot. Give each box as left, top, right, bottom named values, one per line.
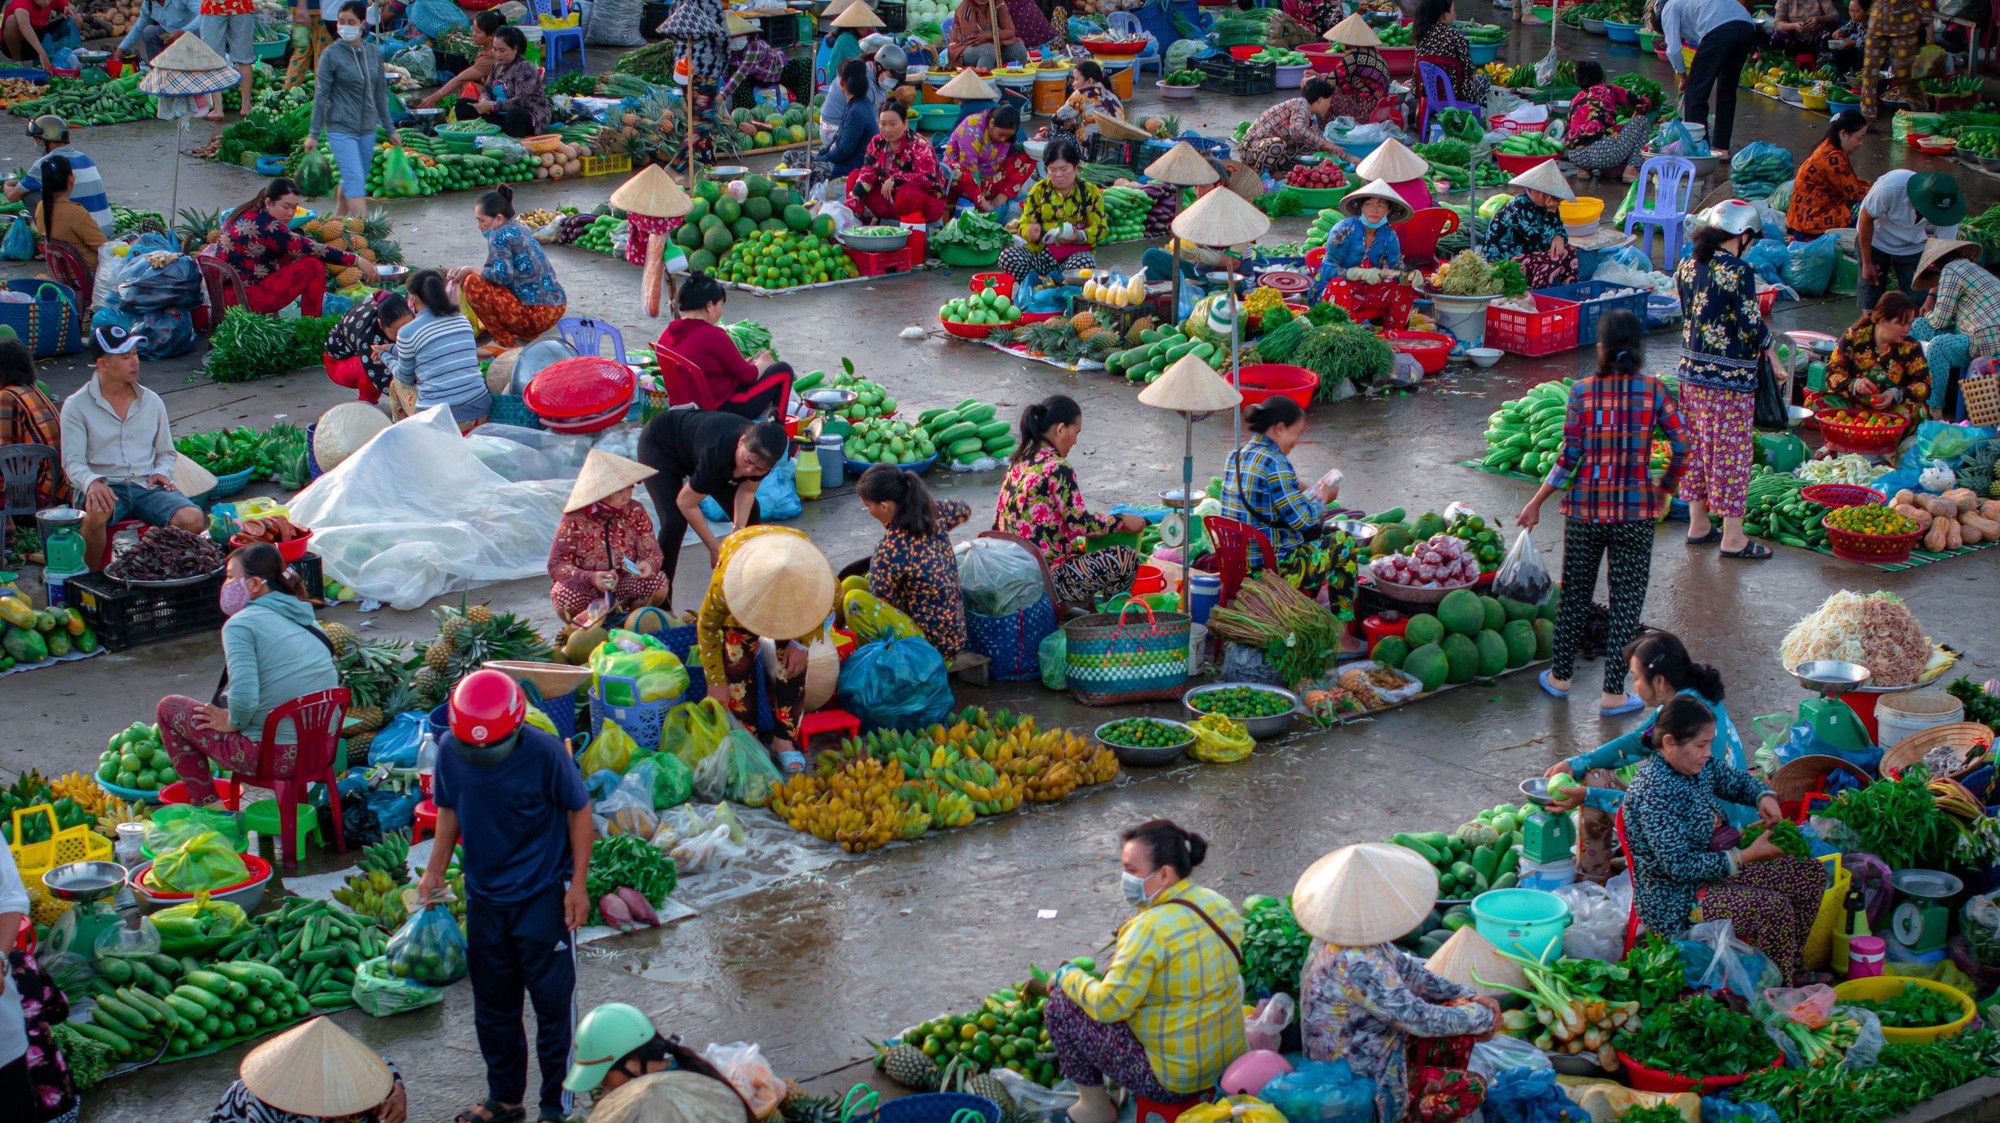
left=218, top=208, right=356, bottom=286
left=1300, top=941, right=1493, bottom=1123
left=209, top=1060, right=403, bottom=1123
left=944, top=112, right=1038, bottom=203
left=13, top=948, right=76, bottom=1123
left=480, top=220, right=566, bottom=308
left=1011, top=180, right=1106, bottom=253
left=1623, top=752, right=1770, bottom=940
left=847, top=133, right=947, bottom=211
left=1787, top=139, right=1870, bottom=239
left=1823, top=317, right=1932, bottom=424
left=199, top=0, right=253, bottom=14
left=324, top=291, right=395, bottom=394
left=993, top=446, right=1120, bottom=567
left=1242, top=97, right=1340, bottom=161
left=1675, top=252, right=1768, bottom=392
left=1566, top=83, right=1637, bottom=149
left=1051, top=82, right=1126, bottom=141
left=869, top=499, right=970, bottom=657
left=1923, top=258, right=2000, bottom=359
left=1480, top=195, right=1566, bottom=263
left=549, top=501, right=664, bottom=598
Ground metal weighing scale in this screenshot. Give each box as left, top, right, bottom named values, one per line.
left=798, top=387, right=858, bottom=492
left=1156, top=488, right=1204, bottom=553
left=1788, top=659, right=1876, bottom=755
left=40, top=860, right=152, bottom=960
left=410, top=106, right=445, bottom=136
left=1754, top=405, right=1815, bottom=473
left=1515, top=776, right=1577, bottom=864
left=1890, top=868, right=1963, bottom=954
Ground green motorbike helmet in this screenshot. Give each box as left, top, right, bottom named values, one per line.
left=566, top=1003, right=661, bottom=1093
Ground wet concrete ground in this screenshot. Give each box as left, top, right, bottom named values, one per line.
left=5, top=23, right=1999, bottom=1121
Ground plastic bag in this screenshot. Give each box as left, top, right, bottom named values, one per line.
left=702, top=1042, right=786, bottom=1119
left=1482, top=1067, right=1577, bottom=1123
left=1759, top=713, right=1882, bottom=776
left=352, top=955, right=448, bottom=1016
left=661, top=697, right=732, bottom=769
left=1220, top=642, right=1286, bottom=686
left=699, top=455, right=802, bottom=522
left=1491, top=528, right=1551, bottom=604
left=1782, top=233, right=1839, bottom=297
left=297, top=148, right=335, bottom=199
left=1190, top=715, right=1256, bottom=763
left=1245, top=993, right=1294, bottom=1053
left=379, top=146, right=421, bottom=198
left=1730, top=142, right=1795, bottom=202
left=579, top=718, right=639, bottom=776
left=837, top=636, right=954, bottom=731
left=1182, top=1095, right=1286, bottom=1123
left=90, top=245, right=134, bottom=311
left=595, top=764, right=661, bottom=837
left=369, top=710, right=427, bottom=767
left=0, top=216, right=35, bottom=261
left=590, top=629, right=691, bottom=705
left=408, top=0, right=469, bottom=38
left=1702, top=1097, right=1779, bottom=1123
left=148, top=831, right=251, bottom=893
left=692, top=720, right=783, bottom=807
left=1743, top=238, right=1790, bottom=285
left=1766, top=1003, right=1884, bottom=1070
left=1257, top=1059, right=1376, bottom=1123
left=1039, top=629, right=1067, bottom=691
left=630, top=750, right=693, bottom=809
left=1470, top=1033, right=1552, bottom=1077
left=390, top=44, right=436, bottom=85
left=150, top=891, right=249, bottom=956
left=145, top=806, right=240, bottom=856
left=1911, top=419, right=1997, bottom=468
left=385, top=903, right=469, bottom=986
left=669, top=823, right=745, bottom=874
left=1554, top=877, right=1632, bottom=962
left=1677, top=918, right=1779, bottom=999
left=1962, top=893, right=2000, bottom=966
left=1761, top=983, right=1838, bottom=1028
left=958, top=537, right=1046, bottom=618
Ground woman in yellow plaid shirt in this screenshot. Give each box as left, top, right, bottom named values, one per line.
left=1044, top=820, right=1245, bottom=1122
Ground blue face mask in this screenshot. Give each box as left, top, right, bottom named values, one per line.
left=1359, top=215, right=1388, bottom=230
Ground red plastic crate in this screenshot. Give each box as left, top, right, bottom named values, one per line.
left=844, top=226, right=927, bottom=277
left=1485, top=295, right=1579, bottom=358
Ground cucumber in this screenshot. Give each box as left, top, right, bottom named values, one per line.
left=923, top=410, right=962, bottom=435
left=309, top=989, right=357, bottom=1008
left=918, top=407, right=949, bottom=424
left=959, top=403, right=996, bottom=424
left=71, top=1020, right=135, bottom=1054
left=983, top=435, right=1016, bottom=453
left=1391, top=831, right=1443, bottom=865
left=173, top=984, right=224, bottom=1014
left=185, top=969, right=240, bottom=999
left=98, top=957, right=133, bottom=985
left=935, top=421, right=978, bottom=444
left=164, top=993, right=208, bottom=1023
left=792, top=369, right=824, bottom=392
left=1449, top=860, right=1479, bottom=886
left=93, top=992, right=152, bottom=1034
left=949, top=437, right=985, bottom=459
left=974, top=420, right=1010, bottom=440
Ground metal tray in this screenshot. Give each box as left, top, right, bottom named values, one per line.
left=107, top=564, right=225, bottom=589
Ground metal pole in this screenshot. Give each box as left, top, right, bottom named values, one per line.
left=1228, top=253, right=1241, bottom=450
left=1180, top=413, right=1193, bottom=603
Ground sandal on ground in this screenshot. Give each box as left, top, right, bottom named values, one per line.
left=776, top=749, right=807, bottom=776
left=1685, top=528, right=1723, bottom=545
left=1538, top=669, right=1569, bottom=699
left=1721, top=542, right=1773, bottom=560
left=456, top=1102, right=525, bottom=1123
left=1599, top=693, right=1646, bottom=717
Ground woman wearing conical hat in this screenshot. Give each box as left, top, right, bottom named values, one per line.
left=549, top=451, right=669, bottom=624
left=206, top=1017, right=408, bottom=1123
left=1320, top=15, right=1392, bottom=121
left=1480, top=161, right=1581, bottom=289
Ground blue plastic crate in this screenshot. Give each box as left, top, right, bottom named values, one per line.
left=489, top=392, right=544, bottom=430
left=1531, top=280, right=1651, bottom=348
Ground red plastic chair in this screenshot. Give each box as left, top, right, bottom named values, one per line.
left=1200, top=515, right=1276, bottom=609
left=1614, top=805, right=1643, bottom=954
left=1393, top=207, right=1461, bottom=269
left=196, top=254, right=248, bottom=333
left=238, top=687, right=352, bottom=871
left=41, top=239, right=91, bottom=307
left=651, top=340, right=792, bottom=417
left=94, top=518, right=146, bottom=571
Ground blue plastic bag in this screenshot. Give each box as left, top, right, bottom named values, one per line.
left=837, top=635, right=954, bottom=731
left=1703, top=1096, right=1780, bottom=1123
left=0, top=217, right=36, bottom=261
left=1899, top=419, right=1998, bottom=470
left=1730, top=141, right=1795, bottom=201
left=1743, top=239, right=1790, bottom=285
left=1258, top=1059, right=1376, bottom=1123
left=1783, top=233, right=1839, bottom=297
left=1482, top=1068, right=1576, bottom=1123
left=408, top=0, right=469, bottom=39
left=700, top=455, right=801, bottom=522
left=385, top=903, right=469, bottom=986
left=368, top=711, right=427, bottom=767
left=1760, top=712, right=1882, bottom=776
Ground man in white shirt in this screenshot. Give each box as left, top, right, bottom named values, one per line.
left=58, top=325, right=207, bottom=568
left=1661, top=0, right=1757, bottom=157
left=1858, top=170, right=1964, bottom=312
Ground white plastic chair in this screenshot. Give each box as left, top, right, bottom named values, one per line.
left=1106, top=12, right=1162, bottom=82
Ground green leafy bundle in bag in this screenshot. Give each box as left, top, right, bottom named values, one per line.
left=379, top=146, right=422, bottom=198
left=297, top=147, right=335, bottom=198
left=146, top=830, right=250, bottom=893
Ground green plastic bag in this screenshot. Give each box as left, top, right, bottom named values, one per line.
left=1040, top=630, right=1067, bottom=691
left=297, top=147, right=334, bottom=198
left=661, top=697, right=731, bottom=769
left=147, top=830, right=250, bottom=893
left=151, top=890, right=249, bottom=956
left=590, top=629, right=690, bottom=705
left=630, top=751, right=693, bottom=809
left=379, top=146, right=421, bottom=198
left=145, top=806, right=244, bottom=855
left=352, top=955, right=447, bottom=1017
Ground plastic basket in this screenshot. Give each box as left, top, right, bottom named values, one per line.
left=876, top=1094, right=1001, bottom=1123
left=1531, top=280, right=1648, bottom=348
left=936, top=243, right=1000, bottom=267
left=1198, top=53, right=1275, bottom=96
left=965, top=596, right=1058, bottom=682
left=9, top=804, right=112, bottom=885
left=1960, top=369, right=1998, bottom=426
left=1485, top=295, right=1579, bottom=357
left=583, top=153, right=633, bottom=177
left=589, top=678, right=674, bottom=751
left=876, top=0, right=907, bottom=30
left=1616, top=1052, right=1781, bottom=1094
left=488, top=391, right=545, bottom=430
left=1798, top=484, right=1884, bottom=509
left=1820, top=512, right=1925, bottom=565
left=1817, top=410, right=1907, bottom=454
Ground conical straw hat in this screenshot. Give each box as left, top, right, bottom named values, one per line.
left=1145, top=141, right=1220, bottom=186
left=171, top=452, right=216, bottom=499
left=1139, top=353, right=1243, bottom=413
left=610, top=164, right=694, bottom=219
left=1291, top=842, right=1438, bottom=946
left=589, top=1072, right=752, bottom=1123
left=1326, top=13, right=1381, bottom=46
left=832, top=3, right=884, bottom=28
left=151, top=31, right=229, bottom=71
left=1339, top=178, right=1413, bottom=225
left=313, top=401, right=390, bottom=472
left=1508, top=159, right=1575, bottom=201
left=1094, top=111, right=1155, bottom=142
left=725, top=11, right=756, bottom=35
left=1355, top=138, right=1429, bottom=183
left=721, top=530, right=835, bottom=641
left=1425, top=926, right=1527, bottom=997
left=821, top=0, right=857, bottom=18
left=937, top=69, right=999, bottom=99
left=239, top=1018, right=395, bottom=1118
left=1171, top=185, right=1271, bottom=247
left=1914, top=238, right=1981, bottom=285
left=566, top=449, right=658, bottom=513
left=1220, top=159, right=1266, bottom=201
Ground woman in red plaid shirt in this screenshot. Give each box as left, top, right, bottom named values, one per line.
left=1516, top=310, right=1686, bottom=717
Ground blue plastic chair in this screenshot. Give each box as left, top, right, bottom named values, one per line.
left=525, top=0, right=585, bottom=78
left=1416, top=61, right=1482, bottom=143
left=1107, top=11, right=1162, bottom=82
left=1622, top=155, right=1698, bottom=266
left=558, top=316, right=627, bottom=361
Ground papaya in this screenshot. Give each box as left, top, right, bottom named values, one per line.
left=3, top=624, right=46, bottom=664
left=0, top=596, right=32, bottom=629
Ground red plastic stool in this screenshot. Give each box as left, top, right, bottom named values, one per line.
left=411, top=799, right=438, bottom=845
left=1135, top=1091, right=1214, bottom=1123
left=797, top=707, right=861, bottom=751
left=95, top=518, right=147, bottom=570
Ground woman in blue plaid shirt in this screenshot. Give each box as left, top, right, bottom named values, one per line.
left=1216, top=398, right=1358, bottom=618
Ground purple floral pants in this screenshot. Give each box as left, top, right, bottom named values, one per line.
left=1043, top=989, right=1187, bottom=1102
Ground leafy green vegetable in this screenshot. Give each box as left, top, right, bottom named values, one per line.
left=1844, top=983, right=1964, bottom=1029
left=585, top=835, right=678, bottom=923
left=1615, top=996, right=1779, bottom=1076
left=205, top=308, right=340, bottom=384
left=1256, top=188, right=1305, bottom=218
left=52, top=1023, right=112, bottom=1090
left=1739, top=819, right=1813, bottom=858
left=1294, top=322, right=1393, bottom=401
left=930, top=210, right=1013, bottom=252
left=1618, top=1107, right=1683, bottom=1123
left=1947, top=677, right=2000, bottom=731
left=1822, top=764, right=1956, bottom=870
left=722, top=319, right=776, bottom=363
left=175, top=426, right=265, bottom=475
left=1240, top=894, right=1313, bottom=997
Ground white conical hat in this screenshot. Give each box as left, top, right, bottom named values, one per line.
left=822, top=0, right=858, bottom=17
left=590, top=1072, right=753, bottom=1123
left=610, top=164, right=695, bottom=218
left=1171, top=185, right=1271, bottom=247
left=1914, top=237, right=1981, bottom=285
left=151, top=31, right=229, bottom=71
left=1291, top=842, right=1437, bottom=946
left=1326, top=13, right=1381, bottom=46
left=1139, top=353, right=1243, bottom=413
left=1355, top=138, right=1429, bottom=183
left=1425, top=926, right=1527, bottom=997
left=566, top=450, right=657, bottom=513
left=313, top=401, right=390, bottom=472
left=832, top=3, right=884, bottom=28
left=1338, top=178, right=1413, bottom=225
left=171, top=452, right=216, bottom=499
left=239, top=1018, right=395, bottom=1118
left=725, top=11, right=756, bottom=35
left=937, top=69, right=999, bottom=99
left=721, top=530, right=835, bottom=641
left=1145, top=141, right=1220, bottom=186
left=1508, top=159, right=1575, bottom=201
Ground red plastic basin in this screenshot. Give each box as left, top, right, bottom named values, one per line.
left=521, top=356, right=636, bottom=420
left=970, top=272, right=1015, bottom=297
left=1236, top=364, right=1320, bottom=410
left=1300, top=44, right=1341, bottom=73
left=159, top=778, right=243, bottom=808
left=1493, top=152, right=1557, bottom=175
left=939, top=318, right=998, bottom=339
left=1383, top=330, right=1452, bottom=375
left=230, top=527, right=313, bottom=562
left=1617, top=1052, right=1781, bottom=1095
left=1378, top=46, right=1416, bottom=76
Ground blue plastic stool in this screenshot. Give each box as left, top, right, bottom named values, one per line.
left=527, top=0, right=585, bottom=78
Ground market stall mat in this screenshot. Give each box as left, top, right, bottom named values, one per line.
left=973, top=338, right=1108, bottom=372
left=0, top=647, right=102, bottom=677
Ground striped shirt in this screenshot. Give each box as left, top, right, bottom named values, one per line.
left=1058, top=880, right=1246, bottom=1095
left=20, top=146, right=112, bottom=236
left=391, top=309, right=489, bottom=423
left=1545, top=372, right=1686, bottom=524
left=1926, top=258, right=2000, bottom=360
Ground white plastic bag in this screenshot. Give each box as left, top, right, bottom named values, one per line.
left=593, top=766, right=661, bottom=837
left=956, top=537, right=1045, bottom=617
left=1491, top=528, right=1552, bottom=604
left=91, top=244, right=135, bottom=311
left=1246, top=993, right=1295, bottom=1053
left=702, top=1042, right=786, bottom=1118
left=669, top=823, right=745, bottom=874
left=1554, top=876, right=1631, bottom=962
left=1469, top=1033, right=1552, bottom=1077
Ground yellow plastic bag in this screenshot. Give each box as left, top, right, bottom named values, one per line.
left=579, top=719, right=638, bottom=776
left=1181, top=1096, right=1285, bottom=1123
left=525, top=703, right=559, bottom=738
left=1189, top=713, right=1256, bottom=763
left=1562, top=1081, right=1696, bottom=1122
left=590, top=629, right=691, bottom=705
left=660, top=697, right=732, bottom=769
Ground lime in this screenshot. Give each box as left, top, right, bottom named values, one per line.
left=959, top=1023, right=977, bottom=1040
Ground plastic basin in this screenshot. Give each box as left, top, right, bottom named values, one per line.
left=230, top=527, right=313, bottom=562
left=1379, top=46, right=1416, bottom=76
left=914, top=103, right=961, bottom=131
left=158, top=778, right=242, bottom=807
left=1559, top=197, right=1605, bottom=227
left=1383, top=330, right=1452, bottom=375
left=1494, top=152, right=1557, bottom=175
left=939, top=317, right=999, bottom=340
left=1469, top=41, right=1498, bottom=65
left=1617, top=1052, right=1781, bottom=1094
left=1235, top=364, right=1320, bottom=410
left=1470, top=887, right=1572, bottom=960
left=1285, top=183, right=1354, bottom=210
left=129, top=853, right=274, bottom=913
left=1833, top=976, right=1976, bottom=1044
left=1603, top=19, right=1640, bottom=42
left=1299, top=43, right=1340, bottom=73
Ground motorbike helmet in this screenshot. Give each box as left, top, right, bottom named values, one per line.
left=1697, top=199, right=1761, bottom=238
left=566, top=1003, right=662, bottom=1093
left=27, top=115, right=67, bottom=145
left=449, top=668, right=526, bottom=756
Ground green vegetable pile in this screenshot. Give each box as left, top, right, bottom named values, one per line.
left=1736, top=1030, right=2000, bottom=1123
left=1240, top=894, right=1312, bottom=998
left=1821, top=764, right=1957, bottom=870
left=1738, top=818, right=1812, bottom=858
left=1432, top=109, right=1484, bottom=146
left=1496, top=133, right=1564, bottom=158
left=52, top=1022, right=113, bottom=1090
left=256, top=423, right=312, bottom=491
left=1611, top=74, right=1664, bottom=111
left=1294, top=320, right=1394, bottom=401
left=1377, top=22, right=1412, bottom=44
left=931, top=210, right=1013, bottom=252
left=1946, top=677, right=2000, bottom=731
left=1618, top=1107, right=1683, bottom=1123
left=205, top=308, right=339, bottom=385
left=1744, top=468, right=1831, bottom=551
left=8, top=73, right=154, bottom=126
left=1428, top=249, right=1516, bottom=297
left=1844, top=983, right=1964, bottom=1029
left=722, top=319, right=776, bottom=362
left=1616, top=996, right=1780, bottom=1076
left=1190, top=686, right=1294, bottom=718
left=584, top=835, right=678, bottom=925
left=1163, top=68, right=1207, bottom=86
left=175, top=427, right=265, bottom=477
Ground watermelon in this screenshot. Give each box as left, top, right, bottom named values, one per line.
left=743, top=196, right=773, bottom=222
left=702, top=225, right=733, bottom=254
left=769, top=186, right=800, bottom=210
left=782, top=204, right=811, bottom=232
left=744, top=174, right=773, bottom=198
left=730, top=216, right=756, bottom=241
left=715, top=198, right=742, bottom=224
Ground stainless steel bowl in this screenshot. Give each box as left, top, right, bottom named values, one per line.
left=772, top=168, right=810, bottom=183
left=840, top=228, right=912, bottom=253
left=1095, top=719, right=1194, bottom=767
left=1518, top=775, right=1552, bottom=807
left=41, top=860, right=127, bottom=902
left=373, top=263, right=410, bottom=282
left=1182, top=683, right=1299, bottom=740
left=708, top=165, right=748, bottom=180
left=1329, top=518, right=1377, bottom=544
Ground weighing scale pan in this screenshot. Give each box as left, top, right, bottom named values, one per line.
left=802, top=388, right=857, bottom=411
left=1518, top=776, right=1553, bottom=807
left=1790, top=659, right=1871, bottom=694
left=1788, top=404, right=1814, bottom=426
left=42, top=860, right=128, bottom=902
left=110, top=564, right=225, bottom=589
left=1328, top=518, right=1377, bottom=543
left=1892, top=869, right=1963, bottom=899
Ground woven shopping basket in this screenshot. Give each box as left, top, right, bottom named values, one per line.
left=1063, top=601, right=1191, bottom=705
left=966, top=596, right=1058, bottom=681
left=0, top=279, right=82, bottom=357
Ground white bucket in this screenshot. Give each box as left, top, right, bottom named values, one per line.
left=1516, top=856, right=1577, bottom=892
left=1877, top=689, right=1965, bottom=752
left=1187, top=623, right=1208, bottom=676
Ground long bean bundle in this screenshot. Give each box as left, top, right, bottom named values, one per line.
left=1206, top=573, right=1345, bottom=686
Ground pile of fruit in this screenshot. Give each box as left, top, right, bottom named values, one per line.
left=1490, top=63, right=1538, bottom=87
left=1744, top=469, right=1831, bottom=550
left=355, top=134, right=536, bottom=197
left=70, top=958, right=318, bottom=1062
left=726, top=104, right=815, bottom=149
left=1444, top=512, right=1505, bottom=572
left=1162, top=67, right=1207, bottom=87
left=173, top=427, right=265, bottom=477
left=1369, top=533, right=1482, bottom=589
left=94, top=722, right=170, bottom=794
left=939, top=282, right=1025, bottom=327
left=1080, top=269, right=1149, bottom=308
left=671, top=175, right=823, bottom=276
left=772, top=708, right=1118, bottom=851
left=1285, top=162, right=1348, bottom=189
left=1100, top=184, right=1157, bottom=243
left=0, top=770, right=97, bottom=842
left=915, top=399, right=1015, bottom=467
left=1890, top=487, right=2000, bottom=551
left=295, top=209, right=404, bottom=288
left=331, top=831, right=468, bottom=929
left=0, top=596, right=96, bottom=671
left=1188, top=686, right=1294, bottom=718
left=1480, top=378, right=1575, bottom=476
left=1389, top=801, right=1527, bottom=900
left=1369, top=588, right=1557, bottom=692
left=1495, top=133, right=1563, bottom=160
left=711, top=228, right=857, bottom=289
left=575, top=213, right=623, bottom=254
left=1105, top=324, right=1220, bottom=384
left=1377, top=22, right=1412, bottom=45
left=876, top=972, right=1069, bottom=1092
left=794, top=362, right=897, bottom=420
left=219, top=897, right=391, bottom=1010
left=1098, top=717, right=1193, bottom=750
left=1247, top=47, right=1309, bottom=65
left=1826, top=504, right=1919, bottom=537
left=1819, top=408, right=1905, bottom=431
left=844, top=418, right=938, bottom=467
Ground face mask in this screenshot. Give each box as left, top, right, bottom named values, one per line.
left=337, top=24, right=362, bottom=40
left=729, top=36, right=747, bottom=50
left=1360, top=215, right=1387, bottom=230
left=219, top=578, right=252, bottom=617
left=1121, top=871, right=1152, bottom=906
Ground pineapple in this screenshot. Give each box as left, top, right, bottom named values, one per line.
left=360, top=207, right=393, bottom=246
left=322, top=620, right=357, bottom=655
left=373, top=238, right=406, bottom=267
left=782, top=1096, right=844, bottom=1123
left=871, top=1042, right=939, bottom=1091
left=465, top=604, right=494, bottom=625
left=412, top=665, right=444, bottom=703
left=175, top=207, right=220, bottom=254
left=1126, top=316, right=1156, bottom=343
left=335, top=267, right=363, bottom=289
left=425, top=638, right=454, bottom=674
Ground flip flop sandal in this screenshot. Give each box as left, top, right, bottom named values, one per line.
left=776, top=749, right=807, bottom=776
left=1538, top=669, right=1569, bottom=699
left=456, top=1102, right=525, bottom=1123
left=1721, top=542, right=1774, bottom=560
left=1600, top=693, right=1646, bottom=717
left=1685, top=528, right=1723, bottom=545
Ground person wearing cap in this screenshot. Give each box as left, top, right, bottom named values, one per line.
left=720, top=12, right=788, bottom=109
left=1857, top=169, right=1963, bottom=313
left=219, top=177, right=378, bottom=316
left=299, top=0, right=399, bottom=220
left=636, top=410, right=791, bottom=599
left=1410, top=0, right=1489, bottom=107
left=0, top=0, right=73, bottom=71
left=418, top=10, right=509, bottom=110
left=696, top=526, right=836, bottom=775
left=566, top=1004, right=758, bottom=1107
left=947, top=0, right=1024, bottom=67
left=59, top=324, right=209, bottom=567
left=867, top=41, right=913, bottom=112
left=1217, top=396, right=1355, bottom=610
left=549, top=451, right=668, bottom=624
left=1819, top=291, right=1935, bottom=428
left=417, top=668, right=592, bottom=1123
left=1042, top=820, right=1243, bottom=1123
left=944, top=104, right=1038, bottom=215
left=1294, top=843, right=1499, bottom=1123
left=114, top=0, right=198, bottom=62
left=1313, top=180, right=1418, bottom=331
left=208, top=1018, right=407, bottom=1123
left=156, top=542, right=338, bottom=807
left=1785, top=111, right=1871, bottom=241
left=1321, top=16, right=1391, bottom=121
left=847, top=100, right=950, bottom=224
left=1660, top=0, right=1757, bottom=156
left=4, top=116, right=111, bottom=238
left=997, top=139, right=1105, bottom=284
left=1676, top=199, right=1780, bottom=560
left=26, top=153, right=103, bottom=272
left=451, top=185, right=568, bottom=350
left=993, top=395, right=1146, bottom=607
left=1914, top=237, right=2000, bottom=380
left=1479, top=162, right=1580, bottom=289
left=0, top=340, right=64, bottom=507
left=589, top=1072, right=760, bottom=1123
left=1564, top=60, right=1656, bottom=183
left=1048, top=61, right=1126, bottom=150
left=1239, top=79, right=1349, bottom=176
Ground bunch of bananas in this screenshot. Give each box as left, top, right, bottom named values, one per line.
left=518, top=208, right=566, bottom=228
left=93, top=796, right=146, bottom=838
left=895, top=779, right=976, bottom=830
left=332, top=867, right=408, bottom=928
left=774, top=756, right=909, bottom=852
left=50, top=771, right=105, bottom=814
left=356, top=831, right=411, bottom=881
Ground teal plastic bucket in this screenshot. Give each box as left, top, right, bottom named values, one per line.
left=1470, top=888, right=1572, bottom=961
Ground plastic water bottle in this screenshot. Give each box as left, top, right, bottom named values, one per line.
left=416, top=727, right=439, bottom=779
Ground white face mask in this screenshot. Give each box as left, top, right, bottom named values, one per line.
left=729, top=36, right=748, bottom=50
left=337, top=23, right=363, bottom=40
left=1121, top=871, right=1153, bottom=906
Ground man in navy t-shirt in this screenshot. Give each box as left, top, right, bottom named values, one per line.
left=419, top=670, right=592, bottom=1123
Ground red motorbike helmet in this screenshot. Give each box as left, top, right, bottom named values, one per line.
left=450, top=669, right=526, bottom=746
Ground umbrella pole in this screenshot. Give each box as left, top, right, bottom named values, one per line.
left=1180, top=412, right=1194, bottom=603
left=1170, top=237, right=1182, bottom=330
left=171, top=117, right=185, bottom=219
left=1228, top=252, right=1240, bottom=449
